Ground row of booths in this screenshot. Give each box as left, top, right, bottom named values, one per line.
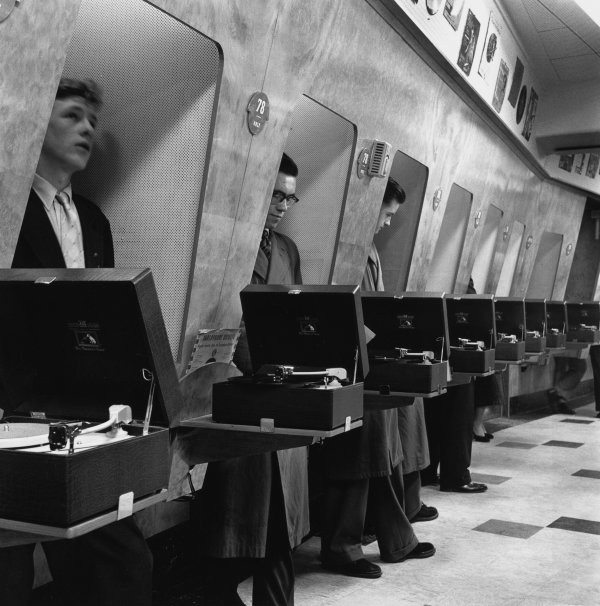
left=0, top=270, right=598, bottom=546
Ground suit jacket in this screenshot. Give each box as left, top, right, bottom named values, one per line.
left=252, top=230, right=302, bottom=285
left=12, top=190, right=114, bottom=268
left=200, top=229, right=309, bottom=558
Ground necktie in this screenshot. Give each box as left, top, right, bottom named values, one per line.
left=55, top=192, right=85, bottom=268
left=260, top=228, right=272, bottom=260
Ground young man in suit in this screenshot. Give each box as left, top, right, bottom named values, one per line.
left=200, top=153, right=307, bottom=606
left=12, top=78, right=113, bottom=269
left=319, top=178, right=435, bottom=580
left=3, top=78, right=152, bottom=606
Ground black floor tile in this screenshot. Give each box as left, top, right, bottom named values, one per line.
left=547, top=516, right=600, bottom=535
left=471, top=472, right=511, bottom=484
left=560, top=419, right=594, bottom=424
left=542, top=440, right=584, bottom=448
left=572, top=469, right=600, bottom=479
left=474, top=518, right=543, bottom=539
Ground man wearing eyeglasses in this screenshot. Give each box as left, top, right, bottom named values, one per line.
left=252, top=153, right=301, bottom=285
left=200, top=153, right=306, bottom=606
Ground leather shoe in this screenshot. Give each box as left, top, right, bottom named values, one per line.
left=381, top=542, right=436, bottom=563
left=441, top=482, right=487, bottom=493
left=485, top=432, right=494, bottom=439
left=321, top=557, right=382, bottom=579
left=473, top=433, right=491, bottom=442
left=411, top=503, right=439, bottom=523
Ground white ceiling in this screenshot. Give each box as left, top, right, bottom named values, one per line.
left=502, top=0, right=600, bottom=85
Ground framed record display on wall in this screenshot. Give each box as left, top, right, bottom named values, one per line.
left=516, top=85, right=527, bottom=124
left=457, top=9, right=481, bottom=76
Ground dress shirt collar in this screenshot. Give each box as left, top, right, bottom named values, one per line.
left=32, top=173, right=73, bottom=212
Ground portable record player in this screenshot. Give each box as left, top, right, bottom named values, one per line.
left=0, top=268, right=180, bottom=530
left=546, top=300, right=567, bottom=348
left=566, top=301, right=600, bottom=343
left=444, top=294, right=496, bottom=373
left=212, top=285, right=368, bottom=431
left=494, top=297, right=526, bottom=361
left=361, top=292, right=449, bottom=396
left=524, top=299, right=547, bottom=352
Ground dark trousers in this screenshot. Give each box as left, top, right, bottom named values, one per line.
left=0, top=518, right=153, bottom=606
left=403, top=470, right=422, bottom=521
left=203, top=462, right=294, bottom=606
left=422, top=382, right=474, bottom=489
left=590, top=345, right=600, bottom=412
left=321, top=464, right=418, bottom=564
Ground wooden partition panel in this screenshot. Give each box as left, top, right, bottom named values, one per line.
left=497, top=221, right=526, bottom=296
left=471, top=204, right=504, bottom=294
left=527, top=232, right=563, bottom=299
left=427, top=184, right=473, bottom=293
left=0, top=0, right=83, bottom=267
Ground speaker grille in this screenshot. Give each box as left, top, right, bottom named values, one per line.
left=277, top=96, right=356, bottom=285
left=63, top=0, right=221, bottom=359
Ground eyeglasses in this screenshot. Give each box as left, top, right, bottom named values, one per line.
left=271, top=190, right=300, bottom=207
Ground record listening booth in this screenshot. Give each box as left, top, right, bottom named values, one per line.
left=361, top=291, right=449, bottom=397
left=0, top=269, right=181, bottom=531
left=212, top=284, right=368, bottom=431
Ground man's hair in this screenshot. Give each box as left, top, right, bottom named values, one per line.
left=383, top=177, right=406, bottom=206
left=56, top=77, right=103, bottom=110
left=279, top=152, right=298, bottom=177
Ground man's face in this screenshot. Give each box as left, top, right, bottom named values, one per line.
left=264, top=171, right=297, bottom=230
left=375, top=199, right=401, bottom=234
left=41, top=97, right=98, bottom=175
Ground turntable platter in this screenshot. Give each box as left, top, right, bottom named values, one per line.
left=0, top=423, right=49, bottom=449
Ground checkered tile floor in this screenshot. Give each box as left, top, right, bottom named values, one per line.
left=270, top=401, right=600, bottom=606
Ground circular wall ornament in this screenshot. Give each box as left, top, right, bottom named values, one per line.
left=0, top=0, right=19, bottom=23
left=246, top=91, right=269, bottom=135
left=426, top=0, right=443, bottom=15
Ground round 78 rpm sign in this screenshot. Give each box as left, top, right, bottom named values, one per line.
left=247, top=91, right=270, bottom=135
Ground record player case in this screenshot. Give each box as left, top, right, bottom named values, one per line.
left=566, top=301, right=600, bottom=344
left=524, top=299, right=547, bottom=352
left=0, top=269, right=181, bottom=529
left=212, top=285, right=368, bottom=430
left=546, top=300, right=567, bottom=348
left=361, top=292, right=449, bottom=396
left=495, top=297, right=526, bottom=361
left=444, top=294, right=496, bottom=374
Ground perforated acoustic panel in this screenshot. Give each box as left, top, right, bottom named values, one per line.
left=276, top=96, right=356, bottom=284
left=62, top=0, right=220, bottom=359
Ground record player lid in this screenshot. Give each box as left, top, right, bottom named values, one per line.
left=0, top=268, right=181, bottom=426
left=525, top=299, right=547, bottom=333
left=444, top=294, right=496, bottom=348
left=240, top=284, right=369, bottom=381
left=566, top=300, right=600, bottom=328
left=361, top=292, right=450, bottom=359
left=546, top=300, right=566, bottom=331
left=494, top=297, right=526, bottom=336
